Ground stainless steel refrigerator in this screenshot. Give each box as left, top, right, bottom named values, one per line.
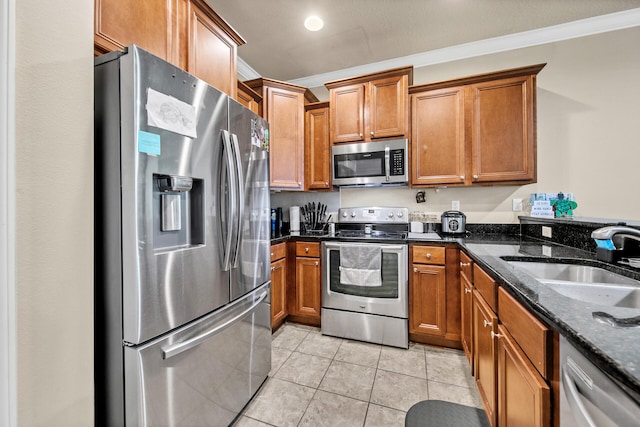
left=94, top=45, right=271, bottom=426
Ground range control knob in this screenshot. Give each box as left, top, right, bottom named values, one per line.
left=388, top=212, right=394, bottom=218
left=397, top=211, right=404, bottom=218
left=350, top=211, right=356, bottom=218
left=342, top=211, right=348, bottom=218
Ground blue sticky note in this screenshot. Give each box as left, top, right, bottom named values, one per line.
left=138, top=130, right=161, bottom=156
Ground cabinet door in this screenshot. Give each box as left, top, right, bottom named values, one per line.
left=460, top=252, right=474, bottom=366
left=461, top=274, right=474, bottom=369
left=470, top=75, right=535, bottom=183
left=409, top=264, right=447, bottom=337
left=474, top=290, right=498, bottom=427
left=330, top=83, right=365, bottom=143
left=411, top=86, right=466, bottom=186
left=95, top=0, right=178, bottom=62
left=497, top=325, right=550, bottom=427
left=270, top=257, right=287, bottom=329
left=305, top=105, right=331, bottom=190
left=295, top=257, right=321, bottom=319
left=187, top=0, right=238, bottom=97
left=369, top=75, right=408, bottom=140
left=267, top=87, right=305, bottom=189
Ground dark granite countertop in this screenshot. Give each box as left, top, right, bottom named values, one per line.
left=271, top=231, right=640, bottom=400
left=459, top=234, right=640, bottom=402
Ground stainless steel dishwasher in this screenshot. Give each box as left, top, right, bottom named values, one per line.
left=560, top=335, right=640, bottom=426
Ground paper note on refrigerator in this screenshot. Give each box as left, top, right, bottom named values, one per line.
left=146, top=88, right=197, bottom=138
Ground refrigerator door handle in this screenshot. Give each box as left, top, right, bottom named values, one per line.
left=221, top=130, right=238, bottom=271
left=230, top=133, right=245, bottom=268
left=161, top=289, right=269, bottom=359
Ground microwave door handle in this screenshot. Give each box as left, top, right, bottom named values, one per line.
left=221, top=130, right=238, bottom=271
left=230, top=133, right=244, bottom=268
left=385, top=145, right=390, bottom=182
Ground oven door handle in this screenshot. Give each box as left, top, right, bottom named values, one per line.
left=384, top=145, right=390, bottom=182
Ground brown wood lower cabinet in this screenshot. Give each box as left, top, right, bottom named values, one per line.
left=460, top=251, right=474, bottom=368
left=287, top=241, right=321, bottom=326
left=473, top=289, right=498, bottom=426
left=409, top=245, right=461, bottom=348
left=270, top=243, right=287, bottom=331
left=497, top=324, right=550, bottom=427
left=468, top=260, right=556, bottom=427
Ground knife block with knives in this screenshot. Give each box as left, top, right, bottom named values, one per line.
left=301, top=202, right=329, bottom=234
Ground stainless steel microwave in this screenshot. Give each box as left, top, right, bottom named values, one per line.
left=331, top=139, right=408, bottom=187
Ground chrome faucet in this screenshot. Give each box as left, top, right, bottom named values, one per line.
left=592, top=226, right=640, bottom=262
left=591, top=226, right=640, bottom=245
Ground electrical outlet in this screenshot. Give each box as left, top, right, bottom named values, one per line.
left=452, top=200, right=460, bottom=211
left=542, top=245, right=553, bottom=257
left=512, top=198, right=523, bottom=212
left=542, top=226, right=553, bottom=238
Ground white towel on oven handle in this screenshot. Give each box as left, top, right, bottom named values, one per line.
left=339, top=245, right=382, bottom=287
left=339, top=266, right=382, bottom=287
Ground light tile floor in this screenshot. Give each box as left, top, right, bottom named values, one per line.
left=233, top=323, right=483, bottom=427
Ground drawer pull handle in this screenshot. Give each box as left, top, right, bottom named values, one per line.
left=460, top=175, right=465, bottom=180
left=271, top=252, right=274, bottom=257
left=271, top=267, right=275, bottom=271
left=483, top=319, right=492, bottom=328
left=426, top=253, right=432, bottom=259
left=305, top=247, right=309, bottom=253
left=464, top=288, right=472, bottom=294
left=460, top=262, right=470, bottom=267
left=413, top=267, right=418, bottom=273
left=491, top=331, right=502, bottom=339
left=314, top=261, right=319, bottom=266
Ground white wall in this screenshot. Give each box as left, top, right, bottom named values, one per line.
left=15, top=0, right=94, bottom=425
left=327, top=27, right=640, bottom=223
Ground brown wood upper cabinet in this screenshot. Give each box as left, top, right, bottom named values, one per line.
left=325, top=67, right=413, bottom=144
left=305, top=102, right=332, bottom=190
left=410, top=64, right=545, bottom=187
left=244, top=79, right=306, bottom=190
left=237, top=80, right=262, bottom=115
left=95, top=0, right=245, bottom=98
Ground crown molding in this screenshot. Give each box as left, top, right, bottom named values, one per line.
left=284, top=7, right=640, bottom=88
left=237, top=56, right=261, bottom=81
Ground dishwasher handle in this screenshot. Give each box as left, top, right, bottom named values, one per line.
left=562, top=368, right=598, bottom=427
left=162, top=289, right=268, bottom=359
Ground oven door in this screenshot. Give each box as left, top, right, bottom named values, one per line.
left=322, top=241, right=408, bottom=318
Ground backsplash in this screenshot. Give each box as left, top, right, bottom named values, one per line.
left=519, top=216, right=640, bottom=253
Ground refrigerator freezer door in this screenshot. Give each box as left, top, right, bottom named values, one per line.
left=117, top=46, right=232, bottom=344
left=124, top=283, right=271, bottom=427
left=229, top=100, right=271, bottom=301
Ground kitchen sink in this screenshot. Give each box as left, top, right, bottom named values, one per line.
left=506, top=261, right=640, bottom=308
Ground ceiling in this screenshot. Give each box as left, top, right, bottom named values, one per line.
left=206, top=0, right=640, bottom=87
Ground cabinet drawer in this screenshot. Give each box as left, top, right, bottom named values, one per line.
left=412, top=245, right=445, bottom=265
left=460, top=251, right=473, bottom=282
left=473, top=264, right=497, bottom=312
left=270, top=242, right=286, bottom=262
left=498, top=287, right=551, bottom=379
left=296, top=241, right=320, bottom=257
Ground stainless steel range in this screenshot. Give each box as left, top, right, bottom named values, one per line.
left=321, top=207, right=410, bottom=348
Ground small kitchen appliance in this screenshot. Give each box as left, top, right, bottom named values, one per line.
left=331, top=139, right=408, bottom=187
left=441, top=210, right=466, bottom=235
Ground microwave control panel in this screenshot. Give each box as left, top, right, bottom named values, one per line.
left=391, top=149, right=404, bottom=176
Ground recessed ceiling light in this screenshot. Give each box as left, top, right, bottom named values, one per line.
left=304, top=15, right=324, bottom=31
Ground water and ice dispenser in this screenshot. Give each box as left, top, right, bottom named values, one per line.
left=154, top=174, right=204, bottom=250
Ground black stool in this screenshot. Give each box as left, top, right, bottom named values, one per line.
left=405, top=400, right=490, bottom=427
